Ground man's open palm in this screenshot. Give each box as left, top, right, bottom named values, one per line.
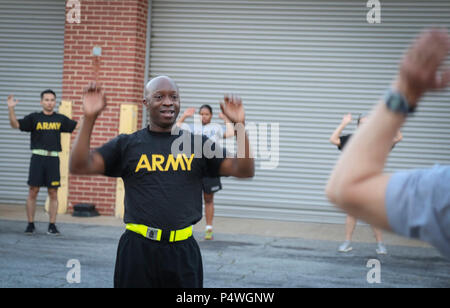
left=7, top=95, right=18, bottom=108
left=220, top=94, right=245, bottom=125
left=399, top=28, right=450, bottom=105
left=83, top=82, right=106, bottom=118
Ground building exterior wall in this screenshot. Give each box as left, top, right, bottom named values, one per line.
left=64, top=0, right=148, bottom=215
left=148, top=0, right=450, bottom=223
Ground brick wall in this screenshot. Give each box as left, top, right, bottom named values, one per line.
left=63, top=0, right=148, bottom=215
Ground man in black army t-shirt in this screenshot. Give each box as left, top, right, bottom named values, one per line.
left=7, top=89, right=77, bottom=235
left=70, top=76, right=254, bottom=288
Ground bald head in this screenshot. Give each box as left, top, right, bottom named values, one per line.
left=143, top=75, right=181, bottom=132
left=144, top=76, right=179, bottom=99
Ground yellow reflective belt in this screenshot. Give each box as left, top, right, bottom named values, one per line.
left=126, top=223, right=192, bottom=242
left=32, top=149, right=59, bottom=157
left=169, top=225, right=193, bottom=242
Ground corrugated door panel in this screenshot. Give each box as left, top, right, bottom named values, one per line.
left=148, top=0, right=450, bottom=223
left=0, top=0, right=65, bottom=204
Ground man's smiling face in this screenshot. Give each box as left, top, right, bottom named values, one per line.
left=144, top=76, right=181, bottom=132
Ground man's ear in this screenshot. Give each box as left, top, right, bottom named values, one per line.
left=143, top=99, right=149, bottom=107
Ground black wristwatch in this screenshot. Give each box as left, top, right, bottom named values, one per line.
left=384, top=89, right=415, bottom=115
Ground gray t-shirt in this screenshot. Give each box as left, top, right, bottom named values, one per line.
left=385, top=165, right=450, bottom=258
left=188, top=123, right=224, bottom=143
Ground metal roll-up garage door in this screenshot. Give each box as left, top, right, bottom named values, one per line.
left=148, top=0, right=450, bottom=223
left=0, top=0, right=65, bottom=205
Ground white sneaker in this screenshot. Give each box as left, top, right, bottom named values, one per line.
left=376, top=243, right=387, bottom=255
left=338, top=241, right=353, bottom=253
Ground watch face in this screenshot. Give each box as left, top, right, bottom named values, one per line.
left=385, top=90, right=414, bottom=115
left=387, top=92, right=407, bottom=113
left=390, top=95, right=402, bottom=110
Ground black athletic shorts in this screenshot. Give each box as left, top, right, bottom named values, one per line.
left=202, top=177, right=222, bottom=194
left=27, top=154, right=60, bottom=188
left=114, top=230, right=203, bottom=288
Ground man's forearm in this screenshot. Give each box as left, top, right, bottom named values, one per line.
left=69, top=115, right=98, bottom=174
left=234, top=125, right=254, bottom=177
left=335, top=102, right=405, bottom=185
left=8, top=106, right=19, bottom=129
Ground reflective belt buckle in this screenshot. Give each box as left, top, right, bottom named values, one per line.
left=145, top=227, right=161, bottom=241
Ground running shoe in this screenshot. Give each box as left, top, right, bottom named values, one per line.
left=338, top=241, right=353, bottom=252
left=47, top=223, right=60, bottom=236
left=376, top=243, right=388, bottom=255
left=24, top=223, right=35, bottom=235
left=204, top=229, right=214, bottom=240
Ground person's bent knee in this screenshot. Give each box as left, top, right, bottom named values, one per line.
left=203, top=193, right=214, bottom=204
left=28, top=186, right=40, bottom=199
left=48, top=188, right=58, bottom=201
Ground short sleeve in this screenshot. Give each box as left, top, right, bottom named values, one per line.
left=338, top=134, right=351, bottom=151
left=385, top=165, right=450, bottom=258
left=61, top=115, right=77, bottom=133
left=18, top=114, right=35, bottom=132
left=95, top=134, right=126, bottom=178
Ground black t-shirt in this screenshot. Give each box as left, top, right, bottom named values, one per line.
left=18, top=112, right=77, bottom=151
left=96, top=127, right=227, bottom=230
left=338, top=134, right=352, bottom=151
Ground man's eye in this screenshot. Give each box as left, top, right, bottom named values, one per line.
left=171, top=95, right=178, bottom=100
left=153, top=95, right=162, bottom=100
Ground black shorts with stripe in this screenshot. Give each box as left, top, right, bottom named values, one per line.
left=202, top=177, right=222, bottom=194
left=27, top=154, right=60, bottom=188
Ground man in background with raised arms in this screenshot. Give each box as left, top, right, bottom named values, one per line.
left=7, top=90, right=77, bottom=235
left=69, top=76, right=254, bottom=287
left=326, top=28, right=450, bottom=258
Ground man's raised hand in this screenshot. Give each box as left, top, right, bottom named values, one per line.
left=7, top=95, right=19, bottom=108
left=397, top=28, right=450, bottom=107
left=220, top=94, right=245, bottom=125
left=83, top=82, right=107, bottom=118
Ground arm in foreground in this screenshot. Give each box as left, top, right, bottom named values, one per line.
left=69, top=83, right=107, bottom=175
left=218, top=94, right=254, bottom=178
left=326, top=28, right=450, bottom=230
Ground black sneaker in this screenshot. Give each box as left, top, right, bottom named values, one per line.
left=24, top=223, right=35, bottom=235
left=47, top=223, right=60, bottom=236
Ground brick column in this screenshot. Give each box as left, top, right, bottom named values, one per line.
left=63, top=0, right=148, bottom=215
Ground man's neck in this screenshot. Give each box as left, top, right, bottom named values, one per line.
left=42, top=110, right=54, bottom=116
left=147, top=123, right=174, bottom=133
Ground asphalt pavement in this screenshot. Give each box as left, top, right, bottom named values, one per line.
left=0, top=218, right=449, bottom=288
